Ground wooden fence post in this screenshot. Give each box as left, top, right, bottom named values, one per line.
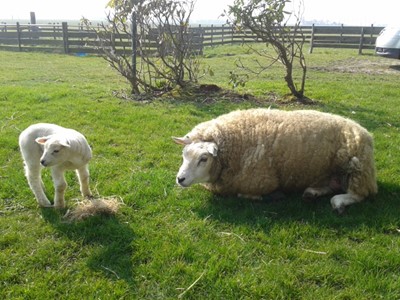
left=210, top=24, right=213, bottom=46
left=370, top=24, right=374, bottom=45
left=358, top=27, right=365, bottom=55
left=16, top=22, right=22, bottom=51
left=0, top=22, right=7, bottom=33
left=130, top=12, right=137, bottom=92
left=309, top=24, right=315, bottom=53
left=340, top=24, right=343, bottom=43
left=198, top=24, right=204, bottom=55
left=62, top=22, right=69, bottom=54
left=131, top=12, right=137, bottom=75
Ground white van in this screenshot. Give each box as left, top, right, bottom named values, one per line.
left=375, top=27, right=400, bottom=59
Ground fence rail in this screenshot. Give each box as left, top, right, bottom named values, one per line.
left=0, top=22, right=383, bottom=55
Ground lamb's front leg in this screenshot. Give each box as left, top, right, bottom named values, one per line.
left=51, top=167, right=67, bottom=209
left=25, top=164, right=52, bottom=207
left=76, top=165, right=92, bottom=198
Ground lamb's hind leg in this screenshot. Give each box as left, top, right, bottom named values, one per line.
left=76, top=165, right=92, bottom=198
left=25, top=163, right=52, bottom=207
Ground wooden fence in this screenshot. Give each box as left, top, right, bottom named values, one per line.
left=0, top=22, right=98, bottom=54
left=309, top=24, right=383, bottom=54
left=0, top=22, right=383, bottom=55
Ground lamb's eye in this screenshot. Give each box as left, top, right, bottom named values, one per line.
left=53, top=149, right=60, bottom=154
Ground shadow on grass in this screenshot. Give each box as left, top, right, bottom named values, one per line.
left=40, top=210, right=136, bottom=289
left=389, top=64, right=400, bottom=72
left=193, top=180, right=400, bottom=233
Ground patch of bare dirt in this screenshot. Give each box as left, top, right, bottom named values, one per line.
left=311, top=57, right=400, bottom=75
left=114, top=83, right=319, bottom=106
left=165, top=84, right=318, bottom=106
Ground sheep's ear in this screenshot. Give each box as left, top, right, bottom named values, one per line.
left=172, top=136, right=192, bottom=145
left=207, top=143, right=218, bottom=157
left=35, top=136, right=50, bottom=145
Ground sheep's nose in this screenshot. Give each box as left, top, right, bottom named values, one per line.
left=177, top=177, right=185, bottom=184
left=40, top=160, right=46, bottom=166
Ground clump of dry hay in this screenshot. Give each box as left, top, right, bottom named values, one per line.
left=63, top=196, right=123, bottom=222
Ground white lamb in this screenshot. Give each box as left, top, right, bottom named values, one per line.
left=19, top=123, right=92, bottom=208
left=173, top=108, right=378, bottom=213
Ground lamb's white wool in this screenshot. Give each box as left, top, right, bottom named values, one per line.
left=19, top=123, right=92, bottom=208
left=174, top=108, right=378, bottom=213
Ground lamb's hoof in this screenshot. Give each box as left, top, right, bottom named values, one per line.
left=54, top=201, right=66, bottom=209
left=38, top=201, right=53, bottom=208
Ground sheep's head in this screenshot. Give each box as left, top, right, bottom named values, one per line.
left=36, top=135, right=70, bottom=167
left=173, top=137, right=218, bottom=187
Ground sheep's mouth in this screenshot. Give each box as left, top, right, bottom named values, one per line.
left=177, top=181, right=190, bottom=188
left=176, top=177, right=191, bottom=187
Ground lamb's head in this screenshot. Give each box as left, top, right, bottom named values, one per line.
left=36, top=135, right=71, bottom=167
left=173, top=137, right=219, bottom=187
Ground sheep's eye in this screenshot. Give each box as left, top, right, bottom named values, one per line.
left=53, top=149, right=60, bottom=154
left=198, top=156, right=208, bottom=165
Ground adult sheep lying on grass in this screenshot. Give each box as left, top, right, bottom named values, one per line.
left=19, top=123, right=92, bottom=208
left=173, top=108, right=377, bottom=213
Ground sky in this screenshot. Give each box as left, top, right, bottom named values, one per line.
left=0, top=0, right=398, bottom=26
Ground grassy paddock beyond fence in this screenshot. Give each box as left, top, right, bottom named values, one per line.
left=0, top=47, right=400, bottom=299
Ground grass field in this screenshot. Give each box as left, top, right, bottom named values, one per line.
left=0, top=46, right=400, bottom=299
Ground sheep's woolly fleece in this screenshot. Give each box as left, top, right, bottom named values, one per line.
left=63, top=197, right=122, bottom=222
left=175, top=108, right=377, bottom=212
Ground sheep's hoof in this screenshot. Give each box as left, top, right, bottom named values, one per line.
left=333, top=205, right=346, bottom=215
left=238, top=194, right=263, bottom=201
left=302, top=190, right=318, bottom=203
left=262, top=191, right=285, bottom=202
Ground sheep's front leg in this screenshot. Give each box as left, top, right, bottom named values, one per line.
left=51, top=167, right=67, bottom=209
left=238, top=194, right=263, bottom=200
left=25, top=163, right=52, bottom=207
left=330, top=193, right=363, bottom=214
left=76, top=165, right=92, bottom=198
left=302, top=186, right=333, bottom=202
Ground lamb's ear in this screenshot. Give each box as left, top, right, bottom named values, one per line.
left=172, top=136, right=192, bottom=145
left=207, top=143, right=218, bottom=157
left=59, top=138, right=71, bottom=148
left=35, top=136, right=51, bottom=145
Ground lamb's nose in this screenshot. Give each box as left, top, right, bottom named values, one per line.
left=40, top=160, right=46, bottom=166
left=177, top=177, right=185, bottom=184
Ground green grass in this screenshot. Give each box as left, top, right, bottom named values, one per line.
left=1, top=47, right=400, bottom=299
